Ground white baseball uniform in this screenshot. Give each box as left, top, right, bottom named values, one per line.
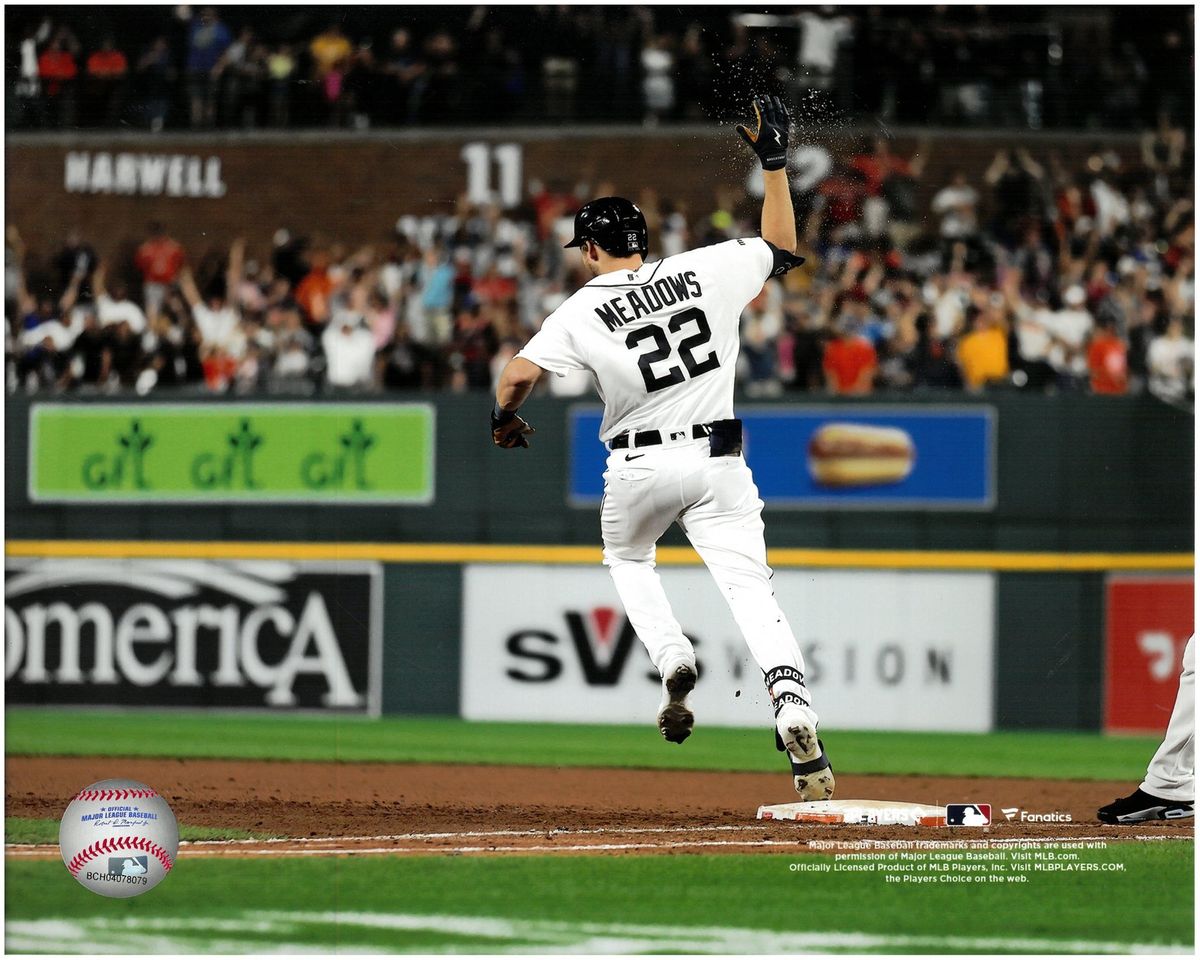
left=1142, top=635, right=1195, bottom=801
left=517, top=237, right=814, bottom=719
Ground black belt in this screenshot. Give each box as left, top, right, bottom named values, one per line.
left=610, top=424, right=712, bottom=449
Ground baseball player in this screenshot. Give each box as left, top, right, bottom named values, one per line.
left=1098, top=635, right=1194, bottom=823
left=491, top=96, right=834, bottom=801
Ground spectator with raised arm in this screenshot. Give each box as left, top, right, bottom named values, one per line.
left=92, top=261, right=147, bottom=336
left=53, top=229, right=97, bottom=303
left=13, top=252, right=84, bottom=392
left=985, top=148, right=1046, bottom=248
left=321, top=314, right=377, bottom=391
left=178, top=238, right=246, bottom=364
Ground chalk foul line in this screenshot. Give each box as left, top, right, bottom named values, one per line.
left=3, top=910, right=1191, bottom=955
left=7, top=827, right=1191, bottom=861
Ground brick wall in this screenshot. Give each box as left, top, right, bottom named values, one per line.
left=6, top=128, right=1140, bottom=260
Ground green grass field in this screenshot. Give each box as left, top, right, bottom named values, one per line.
left=5, top=849, right=1192, bottom=954
left=6, top=709, right=1193, bottom=954
left=4, top=708, right=1165, bottom=780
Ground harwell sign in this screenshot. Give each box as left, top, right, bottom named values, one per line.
left=64, top=151, right=227, bottom=198
left=4, top=558, right=381, bottom=712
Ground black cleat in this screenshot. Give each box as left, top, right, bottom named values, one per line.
left=657, top=664, right=697, bottom=744
left=1097, top=788, right=1194, bottom=824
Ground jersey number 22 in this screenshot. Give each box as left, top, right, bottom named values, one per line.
left=624, top=307, right=720, bottom=393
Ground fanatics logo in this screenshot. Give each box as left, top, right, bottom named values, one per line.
left=945, top=803, right=991, bottom=826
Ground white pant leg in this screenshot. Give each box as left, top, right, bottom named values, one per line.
left=601, top=449, right=695, bottom=677
left=675, top=453, right=814, bottom=714
left=1141, top=635, right=1195, bottom=801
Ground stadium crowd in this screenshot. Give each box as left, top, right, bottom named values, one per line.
left=6, top=132, right=1194, bottom=403
left=7, top=6, right=1192, bottom=132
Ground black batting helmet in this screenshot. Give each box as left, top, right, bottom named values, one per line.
left=564, top=196, right=648, bottom=257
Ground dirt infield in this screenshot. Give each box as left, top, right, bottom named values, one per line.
left=7, top=757, right=1193, bottom=857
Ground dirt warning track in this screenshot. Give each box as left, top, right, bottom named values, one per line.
left=7, top=757, right=1193, bottom=856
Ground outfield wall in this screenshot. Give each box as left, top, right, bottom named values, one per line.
left=5, top=127, right=1142, bottom=259
left=4, top=394, right=1193, bottom=732
left=6, top=394, right=1192, bottom=550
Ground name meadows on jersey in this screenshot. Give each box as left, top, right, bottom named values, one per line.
left=592, top=270, right=704, bottom=332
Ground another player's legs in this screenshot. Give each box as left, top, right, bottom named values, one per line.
left=601, top=457, right=698, bottom=743
left=1099, top=635, right=1195, bottom=823
left=677, top=457, right=834, bottom=800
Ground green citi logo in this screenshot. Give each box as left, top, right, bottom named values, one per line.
left=78, top=416, right=381, bottom=493
left=300, top=419, right=377, bottom=490
left=81, top=420, right=155, bottom=490
left=190, top=419, right=263, bottom=490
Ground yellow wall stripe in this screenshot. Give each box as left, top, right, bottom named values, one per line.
left=4, top=540, right=1193, bottom=572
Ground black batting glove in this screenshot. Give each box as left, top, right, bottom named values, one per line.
left=491, top=404, right=535, bottom=449
left=736, top=95, right=791, bottom=171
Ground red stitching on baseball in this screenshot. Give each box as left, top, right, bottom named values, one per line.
left=67, top=836, right=173, bottom=878
left=73, top=787, right=158, bottom=802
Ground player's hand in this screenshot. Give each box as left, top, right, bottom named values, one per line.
left=737, top=95, right=791, bottom=171
left=491, top=407, right=535, bottom=449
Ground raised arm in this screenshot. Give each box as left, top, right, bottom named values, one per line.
left=984, top=151, right=1010, bottom=186
left=92, top=258, right=108, bottom=300
left=226, top=237, right=245, bottom=299
left=737, top=96, right=797, bottom=253
left=761, top=170, right=797, bottom=254
left=8, top=226, right=35, bottom=316
left=55, top=277, right=78, bottom=319
left=178, top=265, right=202, bottom=309
left=909, top=137, right=931, bottom=178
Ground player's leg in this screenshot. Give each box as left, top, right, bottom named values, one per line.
left=1100, top=636, right=1195, bottom=823
left=1100, top=635, right=1194, bottom=822
left=601, top=455, right=697, bottom=742
left=676, top=457, right=810, bottom=695
left=677, top=456, right=834, bottom=799
left=1143, top=634, right=1195, bottom=800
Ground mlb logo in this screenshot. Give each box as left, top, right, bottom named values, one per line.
left=109, top=855, right=148, bottom=876
left=945, top=803, right=991, bottom=826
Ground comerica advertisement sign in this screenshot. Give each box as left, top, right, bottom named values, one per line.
left=29, top=403, right=434, bottom=503
left=5, top=558, right=381, bottom=712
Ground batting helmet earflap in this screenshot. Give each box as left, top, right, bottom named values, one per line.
left=564, top=196, right=648, bottom=257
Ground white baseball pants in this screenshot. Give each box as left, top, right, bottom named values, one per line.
left=599, top=435, right=812, bottom=713
left=1141, top=635, right=1195, bottom=801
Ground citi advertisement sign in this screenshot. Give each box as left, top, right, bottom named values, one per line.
left=28, top=403, right=435, bottom=504
left=462, top=566, right=996, bottom=732
left=5, top=558, right=381, bottom=712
